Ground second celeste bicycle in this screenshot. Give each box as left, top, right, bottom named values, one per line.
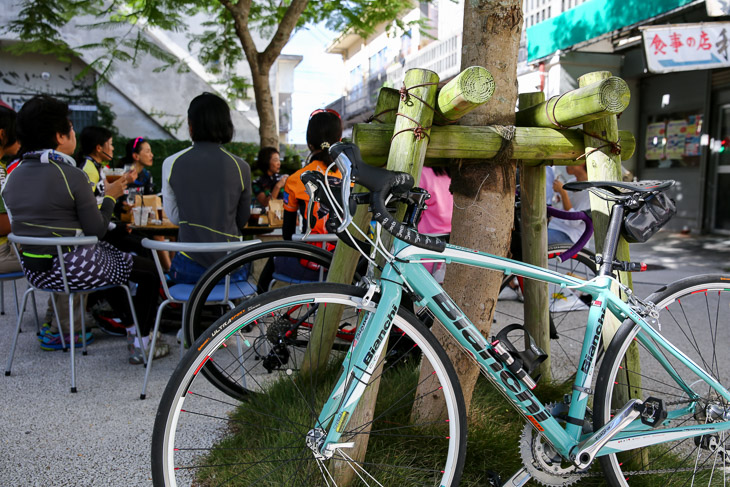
left=152, top=142, right=730, bottom=486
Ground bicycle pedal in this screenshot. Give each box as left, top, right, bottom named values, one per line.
left=487, top=471, right=502, bottom=486
left=640, top=396, right=667, bottom=427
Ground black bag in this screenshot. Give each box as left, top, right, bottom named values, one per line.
left=622, top=192, right=677, bottom=243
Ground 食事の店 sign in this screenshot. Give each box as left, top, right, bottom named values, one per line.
left=642, top=23, right=730, bottom=73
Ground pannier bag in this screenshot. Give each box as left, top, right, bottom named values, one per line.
left=621, top=192, right=676, bottom=243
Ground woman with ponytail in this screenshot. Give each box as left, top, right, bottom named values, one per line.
left=281, top=109, right=342, bottom=240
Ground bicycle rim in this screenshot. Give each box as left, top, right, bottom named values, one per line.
left=595, top=275, right=730, bottom=487
left=153, top=283, right=466, bottom=487
left=495, top=243, right=597, bottom=384
left=183, top=242, right=338, bottom=398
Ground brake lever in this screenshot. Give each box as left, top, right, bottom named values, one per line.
left=331, top=145, right=354, bottom=233
left=303, top=180, right=318, bottom=240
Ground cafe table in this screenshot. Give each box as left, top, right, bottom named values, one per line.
left=128, top=221, right=281, bottom=238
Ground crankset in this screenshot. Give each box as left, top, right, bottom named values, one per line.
left=518, top=402, right=592, bottom=486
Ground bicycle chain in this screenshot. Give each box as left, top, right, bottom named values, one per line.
left=519, top=399, right=720, bottom=483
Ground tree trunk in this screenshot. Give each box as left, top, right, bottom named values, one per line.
left=250, top=65, right=279, bottom=148
left=222, top=0, right=309, bottom=147
left=413, top=0, right=522, bottom=419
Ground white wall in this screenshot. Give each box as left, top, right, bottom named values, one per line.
left=0, top=5, right=262, bottom=142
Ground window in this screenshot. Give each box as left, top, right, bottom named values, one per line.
left=369, top=48, right=388, bottom=75
left=349, top=65, right=363, bottom=99
left=644, top=112, right=703, bottom=169
left=401, top=30, right=412, bottom=57
left=68, top=105, right=98, bottom=134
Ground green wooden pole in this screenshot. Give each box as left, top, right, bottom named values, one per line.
left=371, top=87, right=400, bottom=124
left=353, top=123, right=636, bottom=164
left=578, top=71, right=640, bottom=416
left=299, top=87, right=401, bottom=377
left=516, top=76, right=630, bottom=128
left=331, top=69, right=440, bottom=484
left=437, top=66, right=495, bottom=120
left=518, top=92, right=551, bottom=382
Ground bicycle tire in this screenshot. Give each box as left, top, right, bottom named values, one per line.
left=595, top=274, right=730, bottom=486
left=495, top=243, right=597, bottom=384
left=184, top=241, right=337, bottom=345
left=152, top=283, right=467, bottom=487
left=182, top=241, right=342, bottom=397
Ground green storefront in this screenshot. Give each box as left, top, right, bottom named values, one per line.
left=524, top=0, right=730, bottom=234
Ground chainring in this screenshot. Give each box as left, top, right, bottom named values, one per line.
left=519, top=402, right=592, bottom=486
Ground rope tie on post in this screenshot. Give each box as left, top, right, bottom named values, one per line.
left=365, top=108, right=396, bottom=124
left=389, top=81, right=458, bottom=142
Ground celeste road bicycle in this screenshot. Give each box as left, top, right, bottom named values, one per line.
left=152, top=142, right=730, bottom=486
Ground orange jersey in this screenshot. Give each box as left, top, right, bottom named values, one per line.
left=283, top=159, right=341, bottom=235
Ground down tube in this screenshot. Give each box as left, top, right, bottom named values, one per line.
left=401, top=262, right=576, bottom=457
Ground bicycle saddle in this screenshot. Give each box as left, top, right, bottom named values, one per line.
left=562, top=179, right=674, bottom=195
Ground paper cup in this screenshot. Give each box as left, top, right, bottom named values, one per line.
left=132, top=207, right=143, bottom=225
left=141, top=207, right=150, bottom=226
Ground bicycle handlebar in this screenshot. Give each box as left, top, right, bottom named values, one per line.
left=546, top=207, right=594, bottom=262
left=329, top=142, right=446, bottom=252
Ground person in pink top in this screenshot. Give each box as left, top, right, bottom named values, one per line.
left=418, top=167, right=452, bottom=281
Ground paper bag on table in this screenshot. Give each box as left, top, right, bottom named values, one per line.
left=267, top=199, right=284, bottom=227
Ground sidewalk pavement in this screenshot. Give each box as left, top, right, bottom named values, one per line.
left=0, top=230, right=728, bottom=486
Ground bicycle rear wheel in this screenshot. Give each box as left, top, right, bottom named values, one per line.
left=595, top=274, right=730, bottom=486
left=183, top=241, right=345, bottom=397
left=495, top=243, right=597, bottom=384
left=152, top=283, right=467, bottom=487
left=184, top=241, right=337, bottom=345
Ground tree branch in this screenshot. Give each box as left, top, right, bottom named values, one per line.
left=259, top=0, right=309, bottom=68
left=220, top=0, right=260, bottom=75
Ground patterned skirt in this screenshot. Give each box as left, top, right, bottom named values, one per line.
left=23, top=241, right=132, bottom=292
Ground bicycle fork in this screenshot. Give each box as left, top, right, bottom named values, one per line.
left=309, top=280, right=404, bottom=459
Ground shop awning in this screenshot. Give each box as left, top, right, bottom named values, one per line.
left=526, top=0, right=697, bottom=62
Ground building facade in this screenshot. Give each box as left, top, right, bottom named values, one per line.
left=326, top=0, right=730, bottom=235
left=0, top=7, right=301, bottom=144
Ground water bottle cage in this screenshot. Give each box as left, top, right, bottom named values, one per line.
left=493, top=324, right=549, bottom=381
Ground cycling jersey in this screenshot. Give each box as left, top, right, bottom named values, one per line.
left=282, top=159, right=341, bottom=236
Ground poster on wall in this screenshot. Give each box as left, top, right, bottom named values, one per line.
left=645, top=122, right=666, bottom=160
left=685, top=114, right=703, bottom=156
left=642, top=22, right=730, bottom=73
left=666, top=119, right=688, bottom=159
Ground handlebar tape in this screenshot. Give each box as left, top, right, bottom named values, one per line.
left=330, top=143, right=446, bottom=252
left=546, top=207, right=594, bottom=262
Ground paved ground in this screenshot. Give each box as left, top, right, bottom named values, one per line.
left=1, top=231, right=729, bottom=486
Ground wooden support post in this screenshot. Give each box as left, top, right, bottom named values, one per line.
left=331, top=69, right=440, bottom=484
left=299, top=87, right=400, bottom=377
left=578, top=71, right=639, bottom=411
left=370, top=87, right=399, bottom=124
left=518, top=92, right=551, bottom=381
left=437, top=66, right=495, bottom=120
left=516, top=76, right=630, bottom=128
left=352, top=123, right=636, bottom=164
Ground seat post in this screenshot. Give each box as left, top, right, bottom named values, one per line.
left=598, top=203, right=626, bottom=277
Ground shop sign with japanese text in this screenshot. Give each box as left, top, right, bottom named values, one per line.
left=642, top=23, right=730, bottom=73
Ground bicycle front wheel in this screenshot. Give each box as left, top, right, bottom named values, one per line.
left=152, top=283, right=467, bottom=487
left=595, top=274, right=730, bottom=486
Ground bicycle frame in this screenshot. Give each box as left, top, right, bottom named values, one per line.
left=315, top=238, right=730, bottom=463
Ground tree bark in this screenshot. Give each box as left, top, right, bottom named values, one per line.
left=221, top=0, right=309, bottom=146
left=413, top=0, right=522, bottom=419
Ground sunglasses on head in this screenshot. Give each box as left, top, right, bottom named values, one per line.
left=309, top=108, right=341, bottom=120
left=132, top=137, right=145, bottom=149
